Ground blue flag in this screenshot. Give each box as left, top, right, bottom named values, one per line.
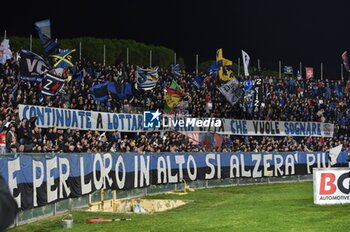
left=284, top=66, right=293, bottom=74
left=193, top=75, right=204, bottom=89
left=107, top=82, right=133, bottom=100
left=90, top=81, right=110, bottom=102
left=41, top=73, right=66, bottom=96
left=90, top=81, right=133, bottom=102
left=136, top=67, right=159, bottom=90
left=34, top=19, right=58, bottom=54
left=208, top=63, right=219, bottom=75
left=243, top=80, right=254, bottom=91
left=50, top=49, right=76, bottom=68
left=71, top=70, right=83, bottom=81
left=19, top=49, right=49, bottom=82
left=170, top=64, right=181, bottom=77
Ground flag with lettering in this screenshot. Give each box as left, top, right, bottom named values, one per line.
left=218, top=78, right=243, bottom=106
left=41, top=73, right=66, bottom=96
left=19, top=49, right=49, bottom=82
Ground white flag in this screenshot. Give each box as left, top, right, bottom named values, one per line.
left=0, top=39, right=13, bottom=64
left=328, top=144, right=342, bottom=166
left=218, top=78, right=243, bottom=106
left=297, top=70, right=302, bottom=80
left=242, top=50, right=250, bottom=77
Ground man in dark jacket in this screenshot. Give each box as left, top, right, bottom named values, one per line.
left=0, top=175, right=17, bottom=231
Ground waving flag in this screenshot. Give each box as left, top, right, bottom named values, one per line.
left=297, top=70, right=302, bottom=80
left=216, top=48, right=233, bottom=81
left=218, top=78, right=243, bottom=106
left=208, top=62, right=219, bottom=75
left=170, top=64, right=181, bottom=77
left=34, top=19, right=59, bottom=54
left=328, top=144, right=342, bottom=166
left=108, top=82, right=133, bottom=100
left=136, top=67, right=159, bottom=90
left=193, top=75, right=204, bottom=89
left=50, top=49, right=76, bottom=68
left=89, top=82, right=110, bottom=102
left=0, top=39, right=13, bottom=64
left=164, top=80, right=184, bottom=112
left=284, top=66, right=294, bottom=74
left=41, top=73, right=66, bottom=96
left=243, top=80, right=254, bottom=91
left=242, top=50, right=250, bottom=77
left=342, top=51, right=350, bottom=72
left=69, top=70, right=83, bottom=82
left=19, top=49, right=49, bottom=82
left=168, top=80, right=184, bottom=96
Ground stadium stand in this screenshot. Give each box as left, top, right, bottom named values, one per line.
left=0, top=54, right=348, bottom=154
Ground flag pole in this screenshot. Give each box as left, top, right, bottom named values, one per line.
left=149, top=50, right=152, bottom=67
left=103, top=45, right=106, bottom=66
left=279, top=60, right=281, bottom=78
left=257, top=59, right=260, bottom=72
left=4, top=30, right=6, bottom=40
left=79, top=42, right=82, bottom=60
left=196, top=54, right=198, bottom=76
left=299, top=61, right=302, bottom=79
left=126, top=47, right=129, bottom=65
left=238, top=57, right=240, bottom=76
left=341, top=64, right=344, bottom=81
left=174, top=52, right=177, bottom=64
left=29, top=35, right=32, bottom=51
left=321, top=62, right=323, bottom=81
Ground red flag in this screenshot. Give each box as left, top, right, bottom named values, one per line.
left=305, top=67, right=314, bottom=80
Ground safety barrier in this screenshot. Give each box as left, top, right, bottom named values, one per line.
left=0, top=151, right=347, bottom=226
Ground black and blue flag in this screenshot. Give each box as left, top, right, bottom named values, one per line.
left=34, top=19, right=59, bottom=54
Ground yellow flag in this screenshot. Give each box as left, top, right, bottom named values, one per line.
left=164, top=95, right=181, bottom=108
left=216, top=49, right=233, bottom=81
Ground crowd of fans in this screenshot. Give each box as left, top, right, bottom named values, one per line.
left=0, top=52, right=349, bottom=154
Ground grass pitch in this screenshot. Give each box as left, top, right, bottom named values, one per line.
left=9, top=181, right=350, bottom=232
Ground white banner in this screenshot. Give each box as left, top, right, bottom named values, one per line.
left=313, top=168, right=350, bottom=205
left=19, top=104, right=146, bottom=132
left=18, top=104, right=334, bottom=137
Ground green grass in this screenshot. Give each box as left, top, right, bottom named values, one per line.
left=8, top=182, right=350, bottom=232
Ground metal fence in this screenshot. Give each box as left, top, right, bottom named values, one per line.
left=0, top=153, right=313, bottom=227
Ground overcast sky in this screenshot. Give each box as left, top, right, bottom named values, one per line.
left=1, top=0, right=349, bottom=77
